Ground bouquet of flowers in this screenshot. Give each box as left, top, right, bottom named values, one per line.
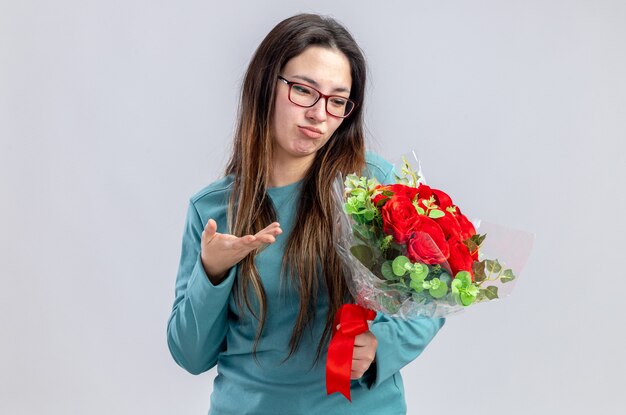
left=332, top=158, right=533, bottom=319
left=326, top=157, right=533, bottom=400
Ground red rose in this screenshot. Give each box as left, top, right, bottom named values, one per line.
left=448, top=237, right=475, bottom=280
left=386, top=184, right=419, bottom=200
left=381, top=194, right=419, bottom=243
left=435, top=211, right=462, bottom=241
left=416, top=183, right=433, bottom=200
left=432, top=188, right=453, bottom=209
left=414, top=184, right=433, bottom=210
left=373, top=183, right=419, bottom=206
left=455, top=207, right=476, bottom=240
left=372, top=185, right=388, bottom=205
left=406, top=216, right=450, bottom=264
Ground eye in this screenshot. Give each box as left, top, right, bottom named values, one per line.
left=329, top=97, right=348, bottom=107
left=292, top=84, right=313, bottom=95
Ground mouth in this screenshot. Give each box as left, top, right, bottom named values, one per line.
left=298, top=125, right=324, bottom=138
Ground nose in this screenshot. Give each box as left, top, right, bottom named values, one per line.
left=305, top=97, right=327, bottom=122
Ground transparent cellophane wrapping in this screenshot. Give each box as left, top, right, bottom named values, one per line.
left=332, top=174, right=534, bottom=319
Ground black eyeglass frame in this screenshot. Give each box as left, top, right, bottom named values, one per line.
left=277, top=76, right=357, bottom=118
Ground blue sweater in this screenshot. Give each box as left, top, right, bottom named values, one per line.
left=167, top=153, right=445, bottom=415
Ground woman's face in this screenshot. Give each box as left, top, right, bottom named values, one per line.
left=271, top=46, right=352, bottom=168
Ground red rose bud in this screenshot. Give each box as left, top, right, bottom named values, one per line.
left=381, top=195, right=419, bottom=243
left=406, top=216, right=450, bottom=264
left=416, top=183, right=433, bottom=200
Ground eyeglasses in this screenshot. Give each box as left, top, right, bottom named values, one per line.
left=277, top=76, right=357, bottom=118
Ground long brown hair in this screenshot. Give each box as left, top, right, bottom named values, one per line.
left=225, top=14, right=367, bottom=363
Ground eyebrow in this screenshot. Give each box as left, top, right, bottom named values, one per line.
left=291, top=75, right=351, bottom=95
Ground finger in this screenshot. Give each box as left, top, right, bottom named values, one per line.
left=202, top=219, right=218, bottom=244
left=261, top=221, right=281, bottom=231
left=204, top=218, right=217, bottom=231
left=353, top=332, right=370, bottom=347
left=256, top=222, right=282, bottom=238
left=352, top=347, right=376, bottom=362
left=231, top=235, right=268, bottom=251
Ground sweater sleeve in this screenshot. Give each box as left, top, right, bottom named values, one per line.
left=359, top=151, right=446, bottom=388
left=166, top=200, right=236, bottom=375
left=366, top=314, right=445, bottom=387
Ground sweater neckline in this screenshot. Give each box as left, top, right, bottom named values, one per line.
left=267, top=179, right=302, bottom=198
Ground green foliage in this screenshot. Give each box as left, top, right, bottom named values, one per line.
left=381, top=261, right=397, bottom=280
left=379, top=235, right=393, bottom=256
left=343, top=174, right=382, bottom=226
left=409, top=268, right=427, bottom=292
left=425, top=277, right=448, bottom=299
left=451, top=272, right=479, bottom=306
left=485, top=259, right=503, bottom=274
left=410, top=263, right=429, bottom=280
left=470, top=233, right=487, bottom=246
left=463, top=239, right=480, bottom=255
left=428, top=209, right=445, bottom=219
left=501, top=269, right=516, bottom=283
left=413, top=200, right=425, bottom=215
left=398, top=156, right=421, bottom=187
left=473, top=261, right=486, bottom=283
left=392, top=256, right=411, bottom=276
left=483, top=286, right=499, bottom=300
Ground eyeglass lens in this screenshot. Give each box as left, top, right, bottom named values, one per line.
left=289, top=84, right=354, bottom=117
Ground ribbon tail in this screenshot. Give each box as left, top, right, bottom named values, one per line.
left=326, top=332, right=354, bottom=401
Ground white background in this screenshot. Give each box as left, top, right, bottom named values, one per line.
left=1, top=1, right=624, bottom=414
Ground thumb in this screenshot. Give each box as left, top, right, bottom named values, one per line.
left=203, top=218, right=218, bottom=243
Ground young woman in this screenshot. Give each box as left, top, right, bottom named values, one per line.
left=167, top=13, right=444, bottom=415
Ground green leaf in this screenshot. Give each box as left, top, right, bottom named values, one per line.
left=379, top=235, right=393, bottom=254
left=428, top=209, right=445, bottom=219
left=483, top=286, right=499, bottom=300
left=451, top=272, right=478, bottom=306
left=501, top=269, right=516, bottom=283
left=428, top=277, right=448, bottom=299
left=381, top=261, right=397, bottom=280
left=473, top=261, right=486, bottom=283
left=463, top=239, right=479, bottom=255
left=438, top=272, right=452, bottom=286
left=410, top=263, right=429, bottom=280
left=409, top=265, right=427, bottom=293
left=460, top=291, right=477, bottom=306
left=454, top=271, right=472, bottom=285
left=392, top=256, right=411, bottom=276
left=485, top=259, right=502, bottom=274
left=350, top=245, right=374, bottom=268
left=472, top=233, right=487, bottom=246
left=410, top=278, right=425, bottom=293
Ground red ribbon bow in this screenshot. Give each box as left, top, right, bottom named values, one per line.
left=326, top=304, right=377, bottom=401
